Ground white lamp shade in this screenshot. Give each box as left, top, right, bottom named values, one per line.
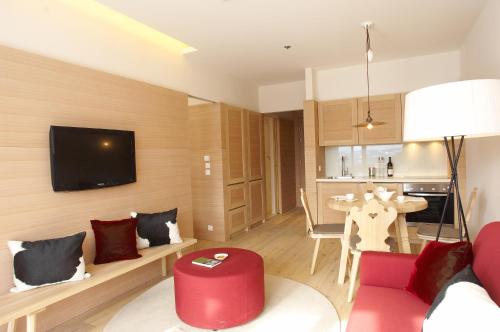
left=404, top=79, right=500, bottom=141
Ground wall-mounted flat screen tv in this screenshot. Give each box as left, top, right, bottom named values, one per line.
left=49, top=126, right=136, bottom=191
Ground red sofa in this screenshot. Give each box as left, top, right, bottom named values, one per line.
left=346, top=222, right=500, bottom=332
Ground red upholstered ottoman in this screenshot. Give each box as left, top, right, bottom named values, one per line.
left=174, top=248, right=265, bottom=329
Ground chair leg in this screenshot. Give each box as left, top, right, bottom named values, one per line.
left=337, top=239, right=350, bottom=285
left=348, top=252, right=361, bottom=303
left=420, top=239, right=428, bottom=253
left=310, top=238, right=321, bottom=275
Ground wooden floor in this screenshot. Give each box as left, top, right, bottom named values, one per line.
left=52, top=208, right=354, bottom=331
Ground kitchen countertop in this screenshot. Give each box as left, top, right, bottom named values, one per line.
left=316, top=176, right=450, bottom=183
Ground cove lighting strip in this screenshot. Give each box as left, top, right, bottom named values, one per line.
left=60, top=0, right=197, bottom=55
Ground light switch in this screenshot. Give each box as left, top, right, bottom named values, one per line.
left=208, top=225, right=214, bottom=231
left=203, top=155, right=210, bottom=162
left=205, top=169, right=211, bottom=176
left=205, top=162, right=211, bottom=169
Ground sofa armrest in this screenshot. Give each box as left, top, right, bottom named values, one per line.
left=360, top=251, right=418, bottom=289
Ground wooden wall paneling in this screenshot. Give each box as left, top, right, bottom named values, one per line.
left=222, top=104, right=246, bottom=185
left=357, top=94, right=403, bottom=145
left=318, top=99, right=358, bottom=146
left=188, top=103, right=227, bottom=242
left=0, top=45, right=193, bottom=330
left=278, top=118, right=296, bottom=213
left=303, top=100, right=324, bottom=222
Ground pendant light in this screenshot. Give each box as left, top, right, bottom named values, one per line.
left=355, top=22, right=385, bottom=129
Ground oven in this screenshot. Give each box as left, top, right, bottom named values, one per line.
left=403, top=183, right=454, bottom=226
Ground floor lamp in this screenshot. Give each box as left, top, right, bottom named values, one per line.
left=404, top=79, right=500, bottom=242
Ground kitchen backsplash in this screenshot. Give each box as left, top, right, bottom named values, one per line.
left=324, top=142, right=448, bottom=178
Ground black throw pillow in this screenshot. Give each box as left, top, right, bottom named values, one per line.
left=7, top=232, right=90, bottom=292
left=130, top=208, right=182, bottom=249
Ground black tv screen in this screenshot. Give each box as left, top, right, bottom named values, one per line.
left=49, top=126, right=136, bottom=191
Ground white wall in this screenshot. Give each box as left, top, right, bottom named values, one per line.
left=258, top=80, right=305, bottom=113
left=461, top=0, right=500, bottom=238
left=0, top=0, right=258, bottom=110
left=314, top=51, right=461, bottom=100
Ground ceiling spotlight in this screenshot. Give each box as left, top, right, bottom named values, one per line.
left=284, top=45, right=292, bottom=50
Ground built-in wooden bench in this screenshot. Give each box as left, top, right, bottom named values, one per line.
left=0, top=238, right=197, bottom=332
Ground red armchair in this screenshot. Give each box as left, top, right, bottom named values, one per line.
left=346, top=222, right=500, bottom=332
left=346, top=252, right=428, bottom=332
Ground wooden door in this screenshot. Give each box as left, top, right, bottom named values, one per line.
left=279, top=118, right=296, bottom=213
left=264, top=116, right=279, bottom=217
left=223, top=104, right=246, bottom=184
left=226, top=183, right=247, bottom=209
left=357, top=94, right=402, bottom=145
left=318, top=99, right=358, bottom=146
left=228, top=206, right=247, bottom=235
left=247, top=111, right=264, bottom=180
left=249, top=180, right=265, bottom=224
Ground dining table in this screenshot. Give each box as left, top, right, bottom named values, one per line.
left=327, top=196, right=428, bottom=285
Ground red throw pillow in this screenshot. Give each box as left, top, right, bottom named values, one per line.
left=406, top=241, right=473, bottom=304
left=91, top=218, right=142, bottom=264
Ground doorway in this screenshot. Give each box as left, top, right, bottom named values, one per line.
left=264, top=110, right=305, bottom=218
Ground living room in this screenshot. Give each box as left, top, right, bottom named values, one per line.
left=0, top=0, right=499, bottom=331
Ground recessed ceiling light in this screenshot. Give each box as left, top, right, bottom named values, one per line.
left=284, top=45, right=292, bottom=50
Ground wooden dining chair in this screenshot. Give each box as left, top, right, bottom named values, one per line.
left=300, top=188, right=346, bottom=275
left=347, top=199, right=398, bottom=302
left=417, top=187, right=478, bottom=251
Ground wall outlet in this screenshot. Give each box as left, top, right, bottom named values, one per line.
left=207, top=225, right=214, bottom=231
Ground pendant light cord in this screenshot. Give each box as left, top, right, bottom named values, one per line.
left=366, top=27, right=371, bottom=118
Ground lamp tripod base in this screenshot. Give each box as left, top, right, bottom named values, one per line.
left=436, top=135, right=469, bottom=242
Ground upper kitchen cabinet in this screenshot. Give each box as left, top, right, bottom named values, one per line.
left=246, top=110, right=264, bottom=181
left=222, top=104, right=246, bottom=184
left=318, top=98, right=358, bottom=146
left=357, top=94, right=403, bottom=145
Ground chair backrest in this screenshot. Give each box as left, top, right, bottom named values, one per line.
left=464, top=187, right=478, bottom=226
left=350, top=199, right=398, bottom=252
left=300, top=188, right=315, bottom=234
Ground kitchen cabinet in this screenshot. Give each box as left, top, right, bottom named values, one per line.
left=357, top=94, right=403, bottom=145
left=318, top=98, right=358, bottom=146
left=318, top=94, right=403, bottom=146
left=317, top=182, right=364, bottom=224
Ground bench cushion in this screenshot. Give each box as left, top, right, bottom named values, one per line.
left=131, top=208, right=182, bottom=249
left=91, top=218, right=141, bottom=264
left=7, top=232, right=87, bottom=292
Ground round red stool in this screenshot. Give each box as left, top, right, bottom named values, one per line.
left=174, top=248, right=264, bottom=329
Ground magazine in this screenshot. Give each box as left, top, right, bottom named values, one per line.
left=192, top=257, right=222, bottom=268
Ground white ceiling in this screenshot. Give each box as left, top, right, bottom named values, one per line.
left=98, top=0, right=486, bottom=85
